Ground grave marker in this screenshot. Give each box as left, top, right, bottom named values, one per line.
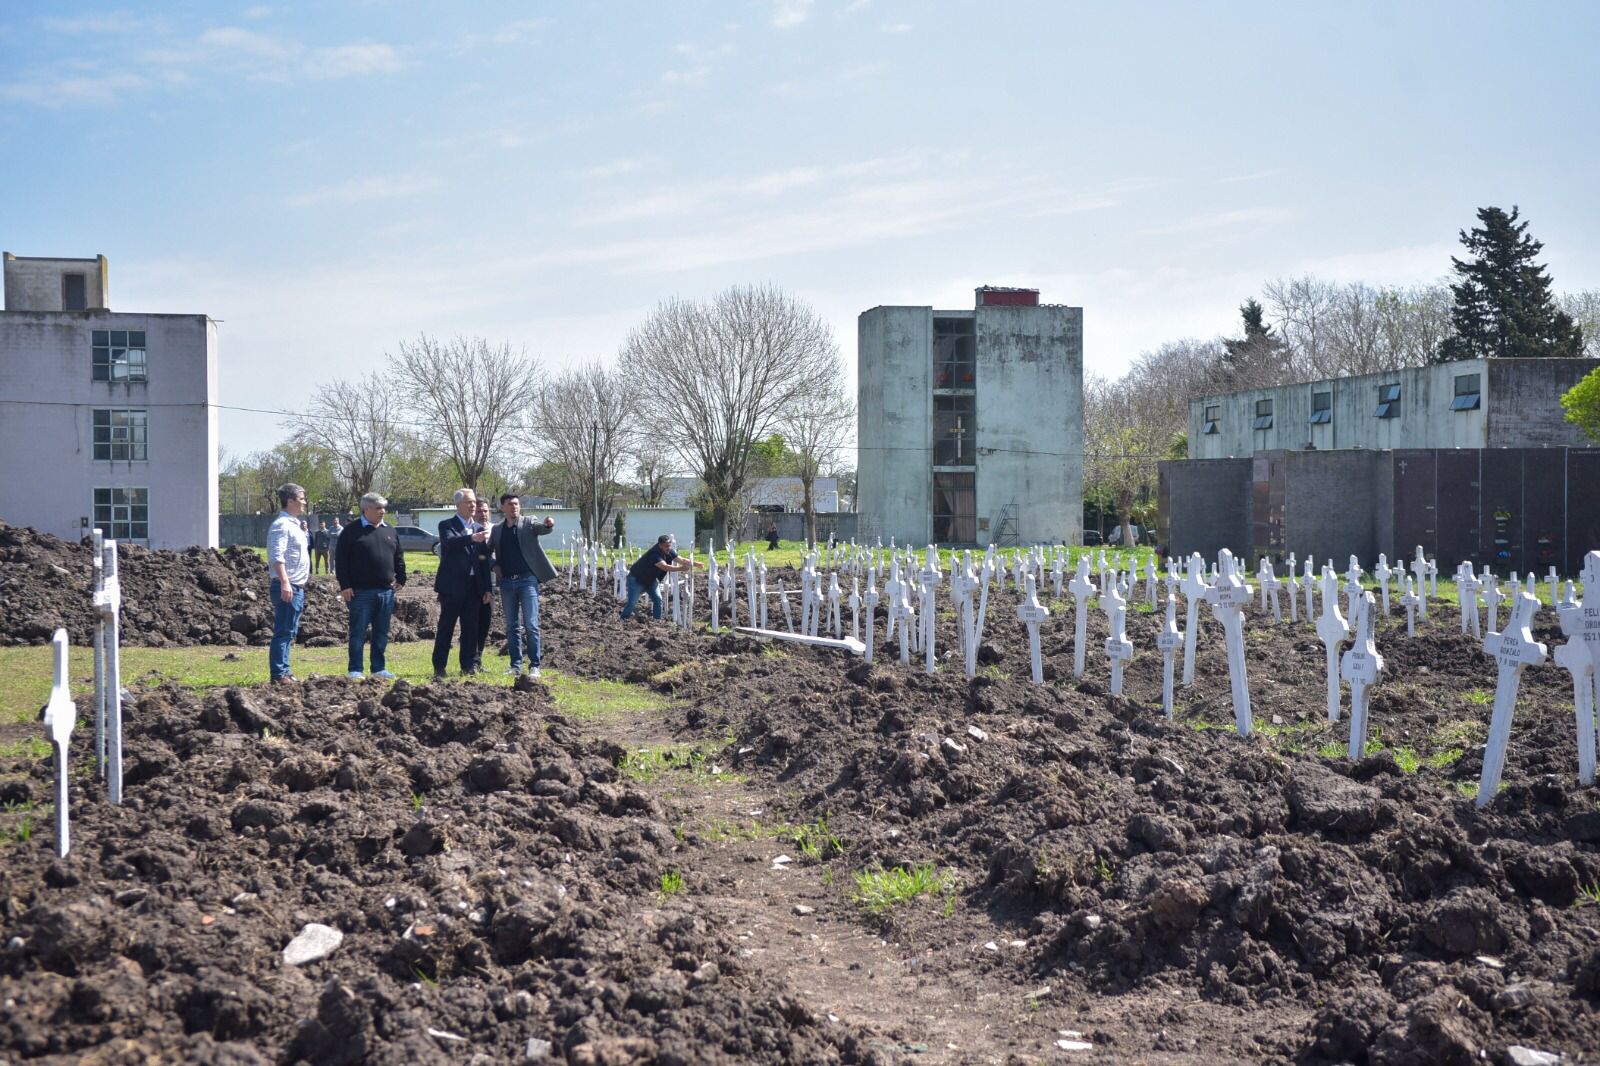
left=1068, top=558, right=1096, bottom=678
left=95, top=539, right=124, bottom=804
left=42, top=629, right=75, bottom=857
left=1457, top=564, right=1482, bottom=639
left=1103, top=580, right=1133, bottom=695
left=1315, top=569, right=1350, bottom=723
left=1554, top=551, right=1600, bottom=785
left=1477, top=589, right=1548, bottom=806
left=1203, top=550, right=1255, bottom=737
left=1017, top=574, right=1051, bottom=685
left=1156, top=593, right=1183, bottom=718
left=1374, top=554, right=1393, bottom=614
left=1483, top=571, right=1505, bottom=635
left=1286, top=552, right=1300, bottom=624
left=90, top=528, right=106, bottom=774
left=1410, top=547, right=1429, bottom=622
left=1341, top=591, right=1384, bottom=758
left=1181, top=554, right=1209, bottom=686
left=1400, top=575, right=1419, bottom=636
left=1303, top=557, right=1316, bottom=624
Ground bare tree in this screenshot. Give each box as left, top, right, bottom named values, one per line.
left=783, top=385, right=854, bottom=546
left=529, top=364, right=635, bottom=541
left=618, top=285, right=839, bottom=541
left=287, top=373, right=401, bottom=506
left=1083, top=376, right=1172, bottom=549
left=389, top=334, right=541, bottom=491
left=633, top=451, right=671, bottom=506
left=1560, top=290, right=1600, bottom=358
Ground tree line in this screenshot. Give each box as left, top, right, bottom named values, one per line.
left=220, top=285, right=855, bottom=545
left=1086, top=205, right=1598, bottom=548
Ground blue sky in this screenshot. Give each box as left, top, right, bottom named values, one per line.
left=4, top=1, right=1598, bottom=456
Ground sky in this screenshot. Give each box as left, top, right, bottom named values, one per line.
left=3, top=0, right=1599, bottom=458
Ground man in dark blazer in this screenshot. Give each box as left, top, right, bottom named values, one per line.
left=490, top=494, right=557, bottom=677
left=431, top=488, right=492, bottom=679
left=470, top=495, right=495, bottom=672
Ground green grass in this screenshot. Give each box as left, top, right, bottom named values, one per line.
left=248, top=545, right=441, bottom=576
left=789, top=818, right=845, bottom=862
left=851, top=863, right=953, bottom=913
left=1464, top=688, right=1492, bottom=706
left=659, top=870, right=685, bottom=899
left=0, top=643, right=665, bottom=726
left=621, top=742, right=743, bottom=787
left=1454, top=781, right=1479, bottom=799
left=0, top=736, right=50, bottom=759
left=1424, top=747, right=1464, bottom=770
left=1575, top=882, right=1600, bottom=907
left=1317, top=740, right=1347, bottom=758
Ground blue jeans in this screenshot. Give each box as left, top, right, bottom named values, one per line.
left=501, top=574, right=541, bottom=670
left=347, top=587, right=394, bottom=674
left=268, top=579, right=305, bottom=679
left=620, top=574, right=663, bottom=620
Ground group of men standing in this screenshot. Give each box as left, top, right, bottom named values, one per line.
left=266, top=483, right=557, bottom=684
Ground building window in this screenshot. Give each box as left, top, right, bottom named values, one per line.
left=933, top=395, right=976, bottom=465
left=92, top=330, right=148, bottom=382
left=933, top=317, right=975, bottom=389
left=1451, top=373, right=1481, bottom=411
left=93, top=487, right=149, bottom=541
left=1308, top=390, right=1332, bottom=424
left=1253, top=398, right=1274, bottom=430
left=1374, top=383, right=1401, bottom=418
left=63, top=274, right=87, bottom=311
left=92, top=409, right=149, bottom=461
left=1202, top=404, right=1220, bottom=435
left=932, top=472, right=976, bottom=543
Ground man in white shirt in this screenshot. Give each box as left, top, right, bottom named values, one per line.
left=266, top=483, right=311, bottom=683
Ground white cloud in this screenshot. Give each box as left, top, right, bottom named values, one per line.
left=661, top=65, right=709, bottom=86
left=285, top=174, right=439, bottom=207
left=1215, top=168, right=1286, bottom=185
left=0, top=69, right=167, bottom=107
left=242, top=6, right=274, bottom=20
left=881, top=22, right=912, bottom=34
left=1142, top=207, right=1294, bottom=236
left=580, top=157, right=651, bottom=179
left=39, top=13, right=145, bottom=34
left=772, top=0, right=813, bottom=29
left=303, top=43, right=403, bottom=79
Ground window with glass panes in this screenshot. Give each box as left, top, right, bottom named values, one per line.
left=1253, top=398, right=1274, bottom=429
left=1451, top=373, right=1481, bottom=411
left=932, top=472, right=975, bottom=543
left=93, top=487, right=148, bottom=541
left=1309, top=391, right=1332, bottom=424
left=933, top=395, right=976, bottom=465
left=92, top=409, right=148, bottom=461
left=92, top=329, right=147, bottom=382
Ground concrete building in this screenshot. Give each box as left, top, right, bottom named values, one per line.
left=857, top=286, right=1083, bottom=546
left=1, top=253, right=218, bottom=548
left=1190, top=358, right=1598, bottom=459
left=660, top=475, right=839, bottom=514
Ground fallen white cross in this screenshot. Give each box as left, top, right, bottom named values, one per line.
left=1342, top=591, right=1384, bottom=759
left=1477, top=588, right=1548, bottom=807
left=1204, top=550, right=1255, bottom=737
left=735, top=627, right=865, bottom=656
left=42, top=629, right=75, bottom=857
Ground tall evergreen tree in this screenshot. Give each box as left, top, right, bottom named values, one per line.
left=1217, top=298, right=1288, bottom=388
left=1435, top=205, right=1584, bottom=362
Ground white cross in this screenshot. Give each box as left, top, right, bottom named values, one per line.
left=1303, top=557, right=1316, bottom=625
left=919, top=548, right=940, bottom=674
left=1017, top=574, right=1051, bottom=686
left=863, top=574, right=880, bottom=664
left=1202, top=550, right=1254, bottom=737
left=1399, top=575, right=1419, bottom=637
left=1102, top=580, right=1133, bottom=695
left=43, top=628, right=75, bottom=857
left=1373, top=554, right=1393, bottom=615
left=1180, top=553, right=1209, bottom=686
left=1341, top=591, right=1385, bottom=758
left=1457, top=563, right=1482, bottom=639
left=1483, top=570, right=1505, bottom=635
left=1315, top=569, right=1350, bottom=723
left=1477, top=588, right=1549, bottom=806
left=1068, top=558, right=1097, bottom=679
left=1410, top=547, right=1429, bottom=621
left=1155, top=593, right=1183, bottom=719
left=1286, top=551, right=1300, bottom=624
left=1554, top=551, right=1600, bottom=785
left=94, top=539, right=124, bottom=804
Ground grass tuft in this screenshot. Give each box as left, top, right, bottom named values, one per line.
left=851, top=863, right=951, bottom=912
left=789, top=818, right=845, bottom=862
left=659, top=870, right=685, bottom=899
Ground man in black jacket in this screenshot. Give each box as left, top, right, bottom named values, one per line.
left=335, top=492, right=407, bottom=679
left=432, top=488, right=491, bottom=679
left=490, top=494, right=556, bottom=678
left=470, top=495, right=495, bottom=672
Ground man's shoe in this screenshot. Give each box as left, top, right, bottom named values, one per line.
left=347, top=671, right=365, bottom=680
left=271, top=674, right=298, bottom=685
left=432, top=673, right=447, bottom=682
left=527, top=666, right=541, bottom=679
left=374, top=670, right=397, bottom=680
left=504, top=667, right=520, bottom=677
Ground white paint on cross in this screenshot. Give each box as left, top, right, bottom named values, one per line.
left=1315, top=568, right=1350, bottom=723
left=1410, top=547, right=1429, bottom=622
left=1341, top=591, right=1384, bottom=759
left=42, top=628, right=75, bottom=857
left=94, top=539, right=124, bottom=804
left=1554, top=551, right=1600, bottom=785
left=1156, top=593, right=1183, bottom=718
left=1016, top=574, right=1051, bottom=686
left=1180, top=554, right=1209, bottom=686
left=1476, top=588, right=1549, bottom=807
left=1202, top=550, right=1255, bottom=737
left=1399, top=575, right=1419, bottom=637
left=1374, top=554, right=1393, bottom=615
left=1102, top=580, right=1133, bottom=695
left=1068, top=558, right=1096, bottom=679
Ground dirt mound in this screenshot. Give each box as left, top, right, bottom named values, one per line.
left=0, top=675, right=883, bottom=1063
left=0, top=521, right=430, bottom=648
left=625, top=578, right=1600, bottom=1064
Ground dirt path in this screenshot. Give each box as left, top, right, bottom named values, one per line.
left=593, top=702, right=1316, bottom=1064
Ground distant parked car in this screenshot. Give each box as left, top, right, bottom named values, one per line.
left=393, top=525, right=440, bottom=553
left=1081, top=530, right=1104, bottom=546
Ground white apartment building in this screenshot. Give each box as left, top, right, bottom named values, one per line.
left=1, top=253, right=218, bottom=548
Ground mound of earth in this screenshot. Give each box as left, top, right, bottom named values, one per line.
left=610, top=575, right=1600, bottom=1064
left=0, top=521, right=430, bottom=648
left=0, top=675, right=884, bottom=1064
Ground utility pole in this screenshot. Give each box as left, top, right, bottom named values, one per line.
left=590, top=421, right=599, bottom=544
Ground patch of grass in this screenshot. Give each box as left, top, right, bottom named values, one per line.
left=1094, top=857, right=1114, bottom=883
left=852, top=863, right=952, bottom=913
left=1390, top=747, right=1421, bottom=774
left=621, top=743, right=743, bottom=787
left=1424, top=747, right=1464, bottom=770
left=1575, top=882, right=1600, bottom=907
left=1464, top=688, right=1492, bottom=706
left=541, top=672, right=671, bottom=719
left=1317, top=741, right=1346, bottom=758
left=0, top=736, right=50, bottom=760
left=659, top=870, right=685, bottom=899
left=789, top=818, right=845, bottom=862
left=11, top=815, right=34, bottom=843
left=1455, top=781, right=1479, bottom=799
left=410, top=791, right=424, bottom=812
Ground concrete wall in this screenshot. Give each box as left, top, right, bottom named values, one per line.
left=973, top=303, right=1083, bottom=545
left=1157, top=458, right=1252, bottom=560
left=3, top=253, right=109, bottom=311
left=1487, top=359, right=1600, bottom=447
left=0, top=310, right=218, bottom=548
left=738, top=511, right=860, bottom=544
left=1281, top=449, right=1391, bottom=569
left=858, top=306, right=933, bottom=544
left=1190, top=358, right=1600, bottom=459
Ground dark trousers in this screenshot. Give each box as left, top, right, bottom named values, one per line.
left=433, top=593, right=481, bottom=674
left=475, top=596, right=492, bottom=667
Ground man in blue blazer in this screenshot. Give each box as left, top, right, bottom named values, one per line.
left=432, top=488, right=491, bottom=679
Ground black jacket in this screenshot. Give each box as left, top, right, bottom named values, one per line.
left=434, top=514, right=490, bottom=598
left=335, top=520, right=407, bottom=591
